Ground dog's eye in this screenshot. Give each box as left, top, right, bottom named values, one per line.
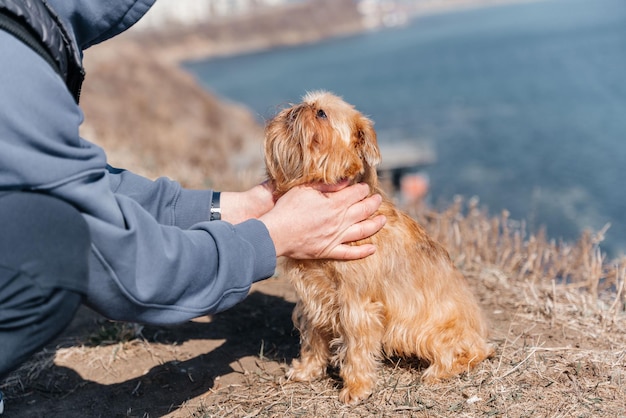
left=317, top=109, right=327, bottom=119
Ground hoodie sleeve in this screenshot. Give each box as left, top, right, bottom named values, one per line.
left=0, top=31, right=277, bottom=325
left=105, top=166, right=220, bottom=230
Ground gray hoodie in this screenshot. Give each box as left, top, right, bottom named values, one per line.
left=0, top=0, right=277, bottom=324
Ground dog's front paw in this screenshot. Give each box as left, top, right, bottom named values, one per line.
left=338, top=383, right=372, bottom=405
left=286, top=358, right=326, bottom=382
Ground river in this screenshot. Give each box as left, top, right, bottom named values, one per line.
left=185, top=0, right=626, bottom=256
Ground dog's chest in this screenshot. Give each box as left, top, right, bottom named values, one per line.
left=283, top=260, right=341, bottom=314
left=286, top=262, right=338, bottom=298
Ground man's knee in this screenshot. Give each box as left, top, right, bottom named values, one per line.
left=0, top=192, right=89, bottom=378
left=0, top=280, right=81, bottom=378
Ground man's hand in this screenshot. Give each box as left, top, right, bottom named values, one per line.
left=259, top=183, right=386, bottom=260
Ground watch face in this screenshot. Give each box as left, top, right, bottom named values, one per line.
left=210, top=209, right=221, bottom=221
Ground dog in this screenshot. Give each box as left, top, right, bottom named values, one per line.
left=264, top=91, right=493, bottom=405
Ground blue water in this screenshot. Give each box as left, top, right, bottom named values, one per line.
left=185, top=0, right=626, bottom=257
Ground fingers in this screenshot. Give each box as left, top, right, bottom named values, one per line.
left=316, top=182, right=379, bottom=224
left=345, top=192, right=382, bottom=224
left=324, top=214, right=386, bottom=260
left=313, top=179, right=351, bottom=193
left=339, top=214, right=387, bottom=245
left=318, top=184, right=385, bottom=260
left=327, top=182, right=370, bottom=202
left=326, top=243, right=377, bottom=260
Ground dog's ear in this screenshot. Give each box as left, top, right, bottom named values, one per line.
left=264, top=110, right=296, bottom=191
left=354, top=115, right=381, bottom=167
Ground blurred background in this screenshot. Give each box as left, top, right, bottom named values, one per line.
left=88, top=0, right=626, bottom=257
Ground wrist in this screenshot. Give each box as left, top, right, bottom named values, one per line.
left=259, top=213, right=288, bottom=258
left=218, top=191, right=242, bottom=223
left=219, top=186, right=274, bottom=224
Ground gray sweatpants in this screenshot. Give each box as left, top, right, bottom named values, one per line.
left=0, top=192, right=89, bottom=378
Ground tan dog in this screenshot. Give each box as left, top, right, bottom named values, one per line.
left=264, top=91, right=493, bottom=404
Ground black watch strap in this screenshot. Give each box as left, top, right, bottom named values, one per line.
left=210, top=191, right=221, bottom=221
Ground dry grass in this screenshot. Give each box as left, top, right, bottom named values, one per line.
left=172, top=197, right=626, bottom=418
left=2, top=179, right=624, bottom=418
left=415, top=196, right=625, bottom=320
left=186, top=346, right=625, bottom=417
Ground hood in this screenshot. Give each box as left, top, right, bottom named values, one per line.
left=47, top=0, right=155, bottom=50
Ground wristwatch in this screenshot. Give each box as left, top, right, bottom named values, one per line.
left=210, top=191, right=221, bottom=221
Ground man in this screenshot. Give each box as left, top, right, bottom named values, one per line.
left=0, top=0, right=385, bottom=379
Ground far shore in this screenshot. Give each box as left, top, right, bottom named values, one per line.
left=118, top=0, right=548, bottom=66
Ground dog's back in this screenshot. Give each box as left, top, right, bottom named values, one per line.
left=301, top=197, right=493, bottom=379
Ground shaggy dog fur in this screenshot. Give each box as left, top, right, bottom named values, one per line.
left=264, top=91, right=493, bottom=404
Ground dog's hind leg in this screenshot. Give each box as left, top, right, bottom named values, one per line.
left=420, top=327, right=493, bottom=383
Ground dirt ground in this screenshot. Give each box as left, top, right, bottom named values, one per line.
left=0, top=278, right=300, bottom=417
left=2, top=260, right=625, bottom=417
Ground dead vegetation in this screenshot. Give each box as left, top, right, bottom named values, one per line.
left=172, top=198, right=626, bottom=418
left=79, top=39, right=266, bottom=192
left=3, top=197, right=623, bottom=417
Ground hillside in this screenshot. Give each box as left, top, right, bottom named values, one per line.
left=80, top=0, right=365, bottom=191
